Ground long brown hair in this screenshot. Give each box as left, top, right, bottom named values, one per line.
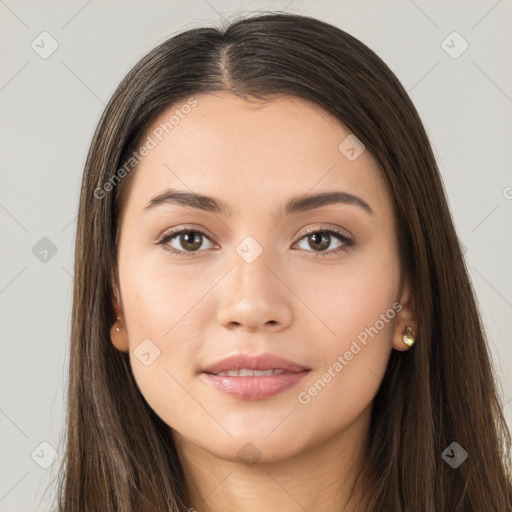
left=54, top=11, right=512, bottom=511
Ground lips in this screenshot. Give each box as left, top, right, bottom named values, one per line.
left=201, top=352, right=310, bottom=400
left=202, top=352, right=310, bottom=375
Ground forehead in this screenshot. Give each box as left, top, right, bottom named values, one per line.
left=124, top=91, right=387, bottom=216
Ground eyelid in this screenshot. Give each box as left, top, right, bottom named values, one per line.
left=155, top=224, right=352, bottom=243
left=297, top=224, right=353, bottom=241
left=155, top=224, right=216, bottom=245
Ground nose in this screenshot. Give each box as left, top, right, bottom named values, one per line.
left=216, top=247, right=293, bottom=332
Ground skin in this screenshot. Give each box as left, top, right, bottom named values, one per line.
left=110, top=91, right=416, bottom=512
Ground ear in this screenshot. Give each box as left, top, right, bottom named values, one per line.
left=392, top=280, right=417, bottom=352
left=110, top=281, right=129, bottom=353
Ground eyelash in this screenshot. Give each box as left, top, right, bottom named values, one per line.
left=156, top=226, right=354, bottom=258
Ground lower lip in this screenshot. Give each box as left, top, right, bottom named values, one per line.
left=202, top=371, right=310, bottom=400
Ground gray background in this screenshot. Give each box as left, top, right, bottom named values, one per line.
left=1, top=0, right=511, bottom=510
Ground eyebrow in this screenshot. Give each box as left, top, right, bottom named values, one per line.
left=144, top=188, right=374, bottom=217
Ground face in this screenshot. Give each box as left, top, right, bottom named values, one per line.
left=111, top=91, right=415, bottom=463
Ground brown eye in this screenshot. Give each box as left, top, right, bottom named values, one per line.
left=306, top=232, right=331, bottom=251
left=158, top=228, right=215, bottom=256
left=177, top=231, right=203, bottom=251
left=157, top=226, right=353, bottom=258
left=295, top=228, right=353, bottom=256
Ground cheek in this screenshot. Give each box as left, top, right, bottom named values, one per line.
left=121, top=258, right=202, bottom=366
left=118, top=239, right=198, bottom=339
left=293, top=274, right=398, bottom=432
left=117, top=247, right=201, bottom=412
left=122, top=276, right=202, bottom=429
left=293, top=244, right=399, bottom=397
left=297, top=242, right=400, bottom=344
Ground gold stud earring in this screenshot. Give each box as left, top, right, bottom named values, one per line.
left=116, top=316, right=121, bottom=332
left=402, top=326, right=415, bottom=347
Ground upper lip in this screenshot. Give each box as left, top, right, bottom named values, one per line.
left=202, top=353, right=310, bottom=374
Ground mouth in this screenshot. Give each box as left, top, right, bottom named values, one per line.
left=207, top=368, right=294, bottom=377
left=200, top=352, right=310, bottom=400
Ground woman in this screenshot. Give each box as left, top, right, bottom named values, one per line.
left=55, top=11, right=512, bottom=511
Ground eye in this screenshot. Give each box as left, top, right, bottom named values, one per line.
left=294, top=227, right=353, bottom=257
left=157, top=227, right=215, bottom=257
left=156, top=226, right=354, bottom=257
